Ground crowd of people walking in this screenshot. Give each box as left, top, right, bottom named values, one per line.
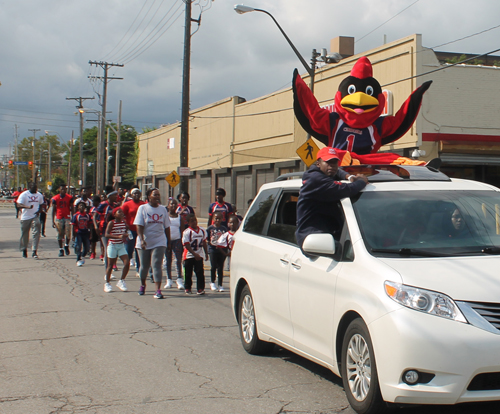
left=15, top=183, right=239, bottom=299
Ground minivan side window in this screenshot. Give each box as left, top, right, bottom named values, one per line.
left=243, top=188, right=280, bottom=235
left=267, top=191, right=299, bottom=245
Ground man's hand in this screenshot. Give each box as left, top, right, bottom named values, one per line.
left=353, top=174, right=369, bottom=184
left=52, top=222, right=56, bottom=228
left=140, top=238, right=147, bottom=250
left=194, top=253, right=202, bottom=261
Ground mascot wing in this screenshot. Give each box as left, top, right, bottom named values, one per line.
left=379, top=80, right=432, bottom=146
left=292, top=68, right=333, bottom=146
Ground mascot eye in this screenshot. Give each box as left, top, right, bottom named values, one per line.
left=347, top=84, right=356, bottom=95
left=365, top=85, right=374, bottom=96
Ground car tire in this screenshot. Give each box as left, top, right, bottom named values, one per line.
left=341, top=318, right=385, bottom=414
left=238, top=285, right=273, bottom=355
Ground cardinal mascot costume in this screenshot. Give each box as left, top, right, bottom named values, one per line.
left=293, top=56, right=433, bottom=166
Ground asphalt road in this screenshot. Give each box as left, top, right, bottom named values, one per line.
left=1, top=208, right=499, bottom=414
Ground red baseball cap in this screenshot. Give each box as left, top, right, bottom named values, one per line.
left=317, top=147, right=341, bottom=161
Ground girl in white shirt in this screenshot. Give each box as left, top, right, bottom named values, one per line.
left=164, top=198, right=185, bottom=290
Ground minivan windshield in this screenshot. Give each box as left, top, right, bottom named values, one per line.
left=352, top=190, right=500, bottom=257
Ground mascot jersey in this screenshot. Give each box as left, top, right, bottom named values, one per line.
left=293, top=56, right=432, bottom=156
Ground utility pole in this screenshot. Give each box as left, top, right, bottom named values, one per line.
left=28, top=128, right=40, bottom=183
left=105, top=127, right=110, bottom=186
left=67, top=131, right=73, bottom=188
left=14, top=124, right=19, bottom=188
left=88, top=61, right=123, bottom=194
left=48, top=142, right=51, bottom=186
left=66, top=96, right=94, bottom=188
left=180, top=1, right=200, bottom=193
left=114, top=100, right=122, bottom=189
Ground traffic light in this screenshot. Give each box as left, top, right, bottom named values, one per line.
left=28, top=161, right=33, bottom=170
left=8, top=160, right=13, bottom=169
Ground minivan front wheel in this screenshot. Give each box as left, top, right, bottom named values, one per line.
left=341, top=318, right=384, bottom=414
left=238, top=285, right=273, bottom=355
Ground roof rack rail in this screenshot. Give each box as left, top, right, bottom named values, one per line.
left=276, top=172, right=304, bottom=181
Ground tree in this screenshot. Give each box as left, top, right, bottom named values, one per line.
left=14, top=134, right=66, bottom=191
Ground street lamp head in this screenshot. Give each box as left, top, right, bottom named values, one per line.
left=234, top=4, right=256, bottom=14
left=325, top=52, right=342, bottom=64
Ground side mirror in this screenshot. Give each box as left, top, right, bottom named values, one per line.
left=302, top=233, right=336, bottom=256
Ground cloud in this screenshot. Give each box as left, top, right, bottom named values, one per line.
left=1, top=0, right=499, bottom=151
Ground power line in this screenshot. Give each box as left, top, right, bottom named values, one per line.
left=356, top=0, right=420, bottom=44
left=431, top=23, right=500, bottom=49
left=112, top=0, right=174, bottom=62
left=120, top=5, right=184, bottom=64
left=103, top=0, right=154, bottom=61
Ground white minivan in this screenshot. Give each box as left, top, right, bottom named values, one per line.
left=230, top=165, right=500, bottom=414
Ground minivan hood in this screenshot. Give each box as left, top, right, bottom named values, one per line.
left=378, top=256, right=500, bottom=302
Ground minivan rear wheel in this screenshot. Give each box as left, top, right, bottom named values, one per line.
left=238, top=285, right=273, bottom=355
left=341, top=318, right=385, bottom=414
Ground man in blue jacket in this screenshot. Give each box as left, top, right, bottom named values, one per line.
left=296, top=147, right=368, bottom=250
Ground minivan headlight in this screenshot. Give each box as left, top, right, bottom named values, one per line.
left=384, top=281, right=467, bottom=323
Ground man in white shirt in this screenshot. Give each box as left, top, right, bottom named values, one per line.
left=17, top=182, right=46, bottom=259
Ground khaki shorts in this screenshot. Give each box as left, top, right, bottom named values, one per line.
left=55, top=218, right=72, bottom=240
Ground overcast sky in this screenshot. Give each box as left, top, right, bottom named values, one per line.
left=1, top=0, right=499, bottom=155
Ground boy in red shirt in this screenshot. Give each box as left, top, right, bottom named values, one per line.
left=52, top=184, right=74, bottom=256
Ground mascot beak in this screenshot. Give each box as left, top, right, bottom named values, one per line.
left=340, top=92, right=380, bottom=114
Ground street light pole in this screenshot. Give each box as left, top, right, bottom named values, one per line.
left=234, top=5, right=313, bottom=78
left=234, top=5, right=342, bottom=93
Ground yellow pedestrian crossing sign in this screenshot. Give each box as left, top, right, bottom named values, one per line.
left=165, top=170, right=180, bottom=188
left=297, top=139, right=321, bottom=167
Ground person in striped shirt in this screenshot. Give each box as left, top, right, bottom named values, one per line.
left=103, top=207, right=130, bottom=293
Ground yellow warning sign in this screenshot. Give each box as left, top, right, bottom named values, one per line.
left=296, top=139, right=321, bottom=167
left=165, top=170, right=180, bottom=188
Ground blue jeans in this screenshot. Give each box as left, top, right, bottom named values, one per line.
left=75, top=232, right=90, bottom=261
left=126, top=230, right=140, bottom=271
left=166, top=239, right=183, bottom=280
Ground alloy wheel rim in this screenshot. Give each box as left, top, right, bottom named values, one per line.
left=241, top=294, right=255, bottom=343
left=346, top=333, right=372, bottom=401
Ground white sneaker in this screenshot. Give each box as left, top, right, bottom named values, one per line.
left=130, top=258, right=135, bottom=267
left=210, top=282, right=217, bottom=291
left=164, top=279, right=173, bottom=289
left=77, top=260, right=84, bottom=267
left=116, top=279, right=128, bottom=291
left=218, top=286, right=224, bottom=292
left=176, top=278, right=185, bottom=290
left=104, top=283, right=112, bottom=293
left=104, top=274, right=117, bottom=281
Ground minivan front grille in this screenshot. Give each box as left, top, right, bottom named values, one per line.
left=466, top=301, right=500, bottom=331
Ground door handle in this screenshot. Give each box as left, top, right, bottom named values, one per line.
left=291, top=261, right=301, bottom=270
left=280, top=256, right=290, bottom=265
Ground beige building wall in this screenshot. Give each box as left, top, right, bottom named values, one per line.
left=137, top=33, right=500, bottom=213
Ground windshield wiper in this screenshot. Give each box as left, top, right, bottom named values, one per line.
left=370, top=248, right=446, bottom=257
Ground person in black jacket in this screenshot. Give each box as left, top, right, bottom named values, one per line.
left=296, top=147, right=368, bottom=250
